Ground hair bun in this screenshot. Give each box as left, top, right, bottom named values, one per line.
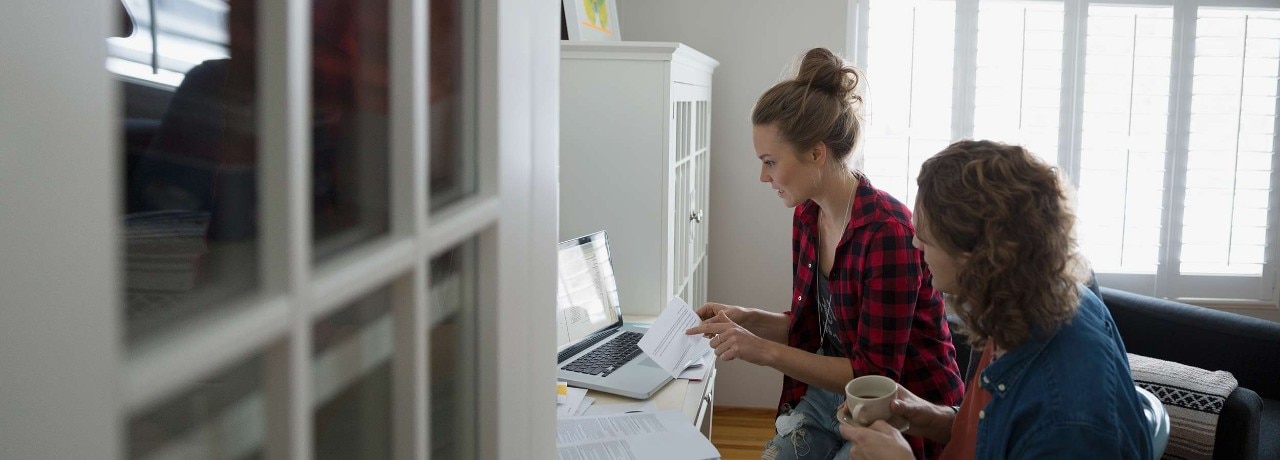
left=795, top=48, right=862, bottom=105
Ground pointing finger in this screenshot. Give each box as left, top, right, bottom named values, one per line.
left=685, top=321, right=732, bottom=336
left=706, top=310, right=737, bottom=324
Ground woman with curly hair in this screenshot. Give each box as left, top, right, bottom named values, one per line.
left=837, top=140, right=1152, bottom=459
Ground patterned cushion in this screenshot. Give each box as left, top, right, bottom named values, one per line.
left=1129, top=353, right=1238, bottom=460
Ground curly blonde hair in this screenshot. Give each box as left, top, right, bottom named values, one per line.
left=916, top=140, right=1080, bottom=350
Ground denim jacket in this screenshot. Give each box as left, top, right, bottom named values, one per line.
left=974, top=286, right=1152, bottom=459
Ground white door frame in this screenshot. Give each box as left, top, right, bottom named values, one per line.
left=0, top=1, right=121, bottom=458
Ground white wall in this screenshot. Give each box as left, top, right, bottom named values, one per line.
left=617, top=0, right=852, bottom=408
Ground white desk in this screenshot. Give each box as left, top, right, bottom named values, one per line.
left=581, top=316, right=717, bottom=437
left=585, top=369, right=716, bottom=436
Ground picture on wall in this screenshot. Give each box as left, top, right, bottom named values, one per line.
left=562, top=0, right=621, bottom=41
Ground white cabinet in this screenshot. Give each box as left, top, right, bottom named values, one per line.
left=560, top=42, right=718, bottom=316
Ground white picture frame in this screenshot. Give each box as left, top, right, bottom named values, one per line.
left=562, top=0, right=621, bottom=41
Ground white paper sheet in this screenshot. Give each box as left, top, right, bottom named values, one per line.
left=638, top=297, right=711, bottom=378
left=678, top=351, right=714, bottom=380
left=557, top=387, right=589, bottom=418
left=581, top=400, right=658, bottom=416
left=556, top=410, right=719, bottom=460
left=574, top=397, right=596, bottom=416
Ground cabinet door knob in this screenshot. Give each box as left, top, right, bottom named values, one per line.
left=689, top=210, right=704, bottom=223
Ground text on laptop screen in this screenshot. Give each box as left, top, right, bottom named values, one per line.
left=556, top=234, right=621, bottom=351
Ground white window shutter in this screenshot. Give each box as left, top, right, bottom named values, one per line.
left=857, top=0, right=1280, bottom=304
left=1075, top=5, right=1174, bottom=279
left=1170, top=8, right=1280, bottom=301
left=972, top=1, right=1065, bottom=163
left=862, top=0, right=957, bottom=205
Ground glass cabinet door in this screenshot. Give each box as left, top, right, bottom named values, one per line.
left=312, top=289, right=393, bottom=459
left=429, top=238, right=479, bottom=459
left=311, top=0, right=392, bottom=261
left=115, top=0, right=261, bottom=345
left=428, top=0, right=480, bottom=212
left=128, top=355, right=268, bottom=459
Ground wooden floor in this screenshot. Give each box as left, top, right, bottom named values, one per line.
left=711, top=407, right=776, bottom=460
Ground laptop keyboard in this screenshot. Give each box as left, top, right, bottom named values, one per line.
left=563, top=331, right=643, bottom=377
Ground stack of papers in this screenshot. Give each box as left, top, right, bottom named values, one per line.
left=556, top=411, right=719, bottom=460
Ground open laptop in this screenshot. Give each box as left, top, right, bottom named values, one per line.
left=556, top=231, right=673, bottom=399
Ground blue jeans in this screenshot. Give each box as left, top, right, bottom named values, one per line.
left=762, top=387, right=853, bottom=460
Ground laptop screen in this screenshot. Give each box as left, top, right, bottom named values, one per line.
left=556, top=231, right=623, bottom=352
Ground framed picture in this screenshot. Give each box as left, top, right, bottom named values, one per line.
left=562, top=0, right=621, bottom=41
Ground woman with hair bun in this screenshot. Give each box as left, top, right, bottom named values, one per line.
left=686, top=48, right=963, bottom=460
left=837, top=140, right=1152, bottom=460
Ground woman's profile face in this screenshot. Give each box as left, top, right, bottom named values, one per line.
left=911, top=206, right=966, bottom=294
left=753, top=123, right=816, bottom=208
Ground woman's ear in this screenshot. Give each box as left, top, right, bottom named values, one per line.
left=809, top=142, right=828, bottom=164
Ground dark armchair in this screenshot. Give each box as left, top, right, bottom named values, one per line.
left=1101, top=287, right=1280, bottom=460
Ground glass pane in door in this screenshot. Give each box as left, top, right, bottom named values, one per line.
left=429, top=238, right=479, bottom=458
left=112, top=0, right=260, bottom=344
left=312, top=288, right=394, bottom=459
left=312, top=0, right=391, bottom=260
left=128, top=354, right=267, bottom=459
left=428, top=0, right=480, bottom=211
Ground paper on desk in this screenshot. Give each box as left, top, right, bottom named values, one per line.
left=582, top=400, right=658, bottom=416
left=639, top=297, right=712, bottom=378
left=556, top=410, right=719, bottom=460
left=556, top=387, right=589, bottom=418
left=573, top=397, right=596, bottom=416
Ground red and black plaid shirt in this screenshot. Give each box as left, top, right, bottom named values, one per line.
left=782, top=178, right=965, bottom=458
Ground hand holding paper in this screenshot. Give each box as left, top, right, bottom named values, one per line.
left=638, top=297, right=712, bottom=378
left=686, top=309, right=776, bottom=365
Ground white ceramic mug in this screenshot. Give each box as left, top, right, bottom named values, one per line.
left=844, top=375, right=897, bottom=426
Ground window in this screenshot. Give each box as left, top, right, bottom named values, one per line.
left=1076, top=5, right=1173, bottom=276
left=861, top=1, right=956, bottom=204
left=108, top=0, right=230, bottom=86
left=855, top=0, right=1280, bottom=302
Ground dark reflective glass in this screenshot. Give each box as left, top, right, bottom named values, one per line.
left=429, top=238, right=478, bottom=458
left=114, top=0, right=259, bottom=344
left=128, top=354, right=266, bottom=459
left=429, top=0, right=479, bottom=211
left=312, top=288, right=393, bottom=459
left=312, top=0, right=392, bottom=260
